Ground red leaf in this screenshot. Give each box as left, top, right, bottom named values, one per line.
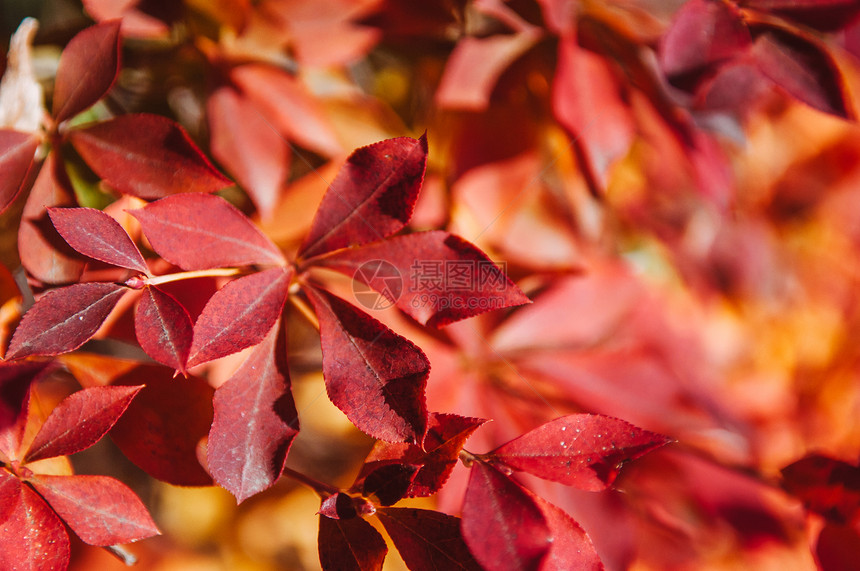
left=132, top=193, right=285, bottom=270
left=359, top=463, right=419, bottom=505
left=23, top=385, right=142, bottom=463
left=134, top=286, right=194, bottom=373
left=314, top=230, right=530, bottom=327
left=0, top=362, right=47, bottom=434
left=489, top=414, right=672, bottom=491
left=532, top=494, right=604, bottom=571
left=47, top=207, right=147, bottom=272
left=28, top=473, right=159, bottom=545
left=781, top=454, right=860, bottom=524
left=436, top=32, right=541, bottom=111
left=0, top=471, right=70, bottom=570
left=69, top=113, right=232, bottom=199
left=553, top=35, right=635, bottom=191
left=376, top=507, right=483, bottom=571
left=658, top=0, right=751, bottom=91
left=186, top=268, right=290, bottom=368
left=18, top=153, right=86, bottom=285
left=318, top=514, right=387, bottom=571
left=109, top=365, right=214, bottom=485
left=207, top=86, right=290, bottom=219
left=743, top=0, right=860, bottom=32
left=357, top=413, right=486, bottom=498
left=52, top=20, right=121, bottom=123
left=461, top=461, right=552, bottom=571
left=305, top=286, right=428, bottom=443
left=230, top=63, right=343, bottom=157
left=208, top=322, right=299, bottom=502
left=815, top=523, right=860, bottom=571
left=751, top=29, right=853, bottom=119
left=299, top=135, right=428, bottom=258
left=6, top=283, right=126, bottom=360
left=0, top=129, right=39, bottom=214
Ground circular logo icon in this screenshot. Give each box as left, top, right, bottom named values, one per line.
left=352, top=260, right=403, bottom=310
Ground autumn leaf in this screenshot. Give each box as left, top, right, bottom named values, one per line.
left=5, top=283, right=127, bottom=360
left=0, top=129, right=39, bottom=214
left=134, top=286, right=194, bottom=373
left=48, top=206, right=148, bottom=273
left=376, top=507, right=482, bottom=571
left=69, top=113, right=232, bottom=198
left=51, top=20, right=121, bottom=123
left=488, top=414, right=672, bottom=491
left=132, top=193, right=286, bottom=270
left=318, top=513, right=387, bottom=571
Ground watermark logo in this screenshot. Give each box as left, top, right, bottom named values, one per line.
left=353, top=259, right=403, bottom=310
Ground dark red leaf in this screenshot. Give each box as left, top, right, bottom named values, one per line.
left=0, top=129, right=39, bottom=214
left=5, top=283, right=126, bottom=360
left=18, top=153, right=86, bottom=285
left=318, top=514, right=387, bottom=571
left=207, top=86, right=290, bottom=219
left=743, top=0, right=860, bottom=31
left=52, top=20, right=121, bottom=123
left=376, top=507, right=483, bottom=571
left=28, top=473, right=159, bottom=545
left=658, top=0, right=751, bottom=92
left=531, top=493, right=604, bottom=571
left=750, top=29, right=853, bottom=119
left=319, top=492, right=374, bottom=520
left=0, top=471, right=70, bottom=570
left=461, top=461, right=552, bottom=571
left=131, top=193, right=285, bottom=270
left=553, top=35, right=635, bottom=190
left=208, top=322, right=299, bottom=502
left=305, top=286, right=428, bottom=443
left=0, top=362, right=48, bottom=434
left=314, top=230, right=530, bottom=327
left=0, top=468, right=17, bottom=521
left=815, top=523, right=860, bottom=571
left=360, top=463, right=419, bottom=505
left=69, top=113, right=232, bottom=199
left=186, top=268, right=290, bottom=368
left=781, top=454, right=860, bottom=525
left=299, top=134, right=428, bottom=258
left=110, top=365, right=214, bottom=485
left=489, top=414, right=672, bottom=491
left=134, top=286, right=194, bottom=373
left=23, top=385, right=142, bottom=463
left=0, top=384, right=32, bottom=463
left=47, top=207, right=147, bottom=272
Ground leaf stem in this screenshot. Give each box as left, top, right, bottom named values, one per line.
left=289, top=293, right=320, bottom=331
left=101, top=545, right=137, bottom=566
left=282, top=466, right=340, bottom=497
left=140, top=267, right=245, bottom=287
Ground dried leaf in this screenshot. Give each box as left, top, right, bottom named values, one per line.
left=318, top=514, right=387, bottom=571
left=305, top=286, right=428, bottom=443
left=315, top=230, right=530, bottom=327
left=0, top=19, right=43, bottom=132
left=0, top=129, right=39, bottom=214
left=186, top=268, right=290, bottom=368
left=24, top=385, right=142, bottom=463
left=6, top=283, right=126, bottom=360
left=69, top=113, right=232, bottom=199
left=132, top=193, right=285, bottom=270
left=52, top=20, right=121, bottom=123
left=299, top=134, right=428, bottom=258
left=489, top=414, right=672, bottom=491
left=461, top=461, right=551, bottom=571
left=134, top=286, right=194, bottom=373
left=48, top=207, right=147, bottom=272
left=0, top=471, right=70, bottom=570
left=28, top=473, right=159, bottom=545
left=208, top=322, right=299, bottom=502
left=376, top=507, right=483, bottom=571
